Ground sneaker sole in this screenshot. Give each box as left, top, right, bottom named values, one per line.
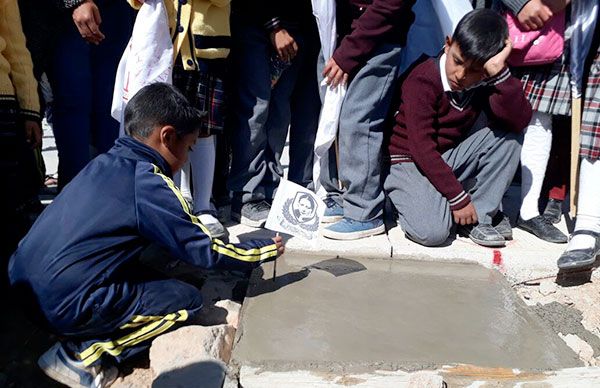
left=468, top=236, right=506, bottom=247
left=321, top=215, right=343, bottom=224
left=558, top=259, right=596, bottom=272
left=516, top=224, right=568, bottom=244
left=231, top=213, right=266, bottom=228
left=322, top=224, right=385, bottom=240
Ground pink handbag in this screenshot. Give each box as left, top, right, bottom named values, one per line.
left=506, top=10, right=566, bottom=67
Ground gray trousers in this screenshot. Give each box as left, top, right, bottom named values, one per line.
left=384, top=124, right=523, bottom=247
left=319, top=43, right=404, bottom=221
left=228, top=17, right=306, bottom=204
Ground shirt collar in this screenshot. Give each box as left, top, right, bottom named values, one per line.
left=439, top=53, right=452, bottom=93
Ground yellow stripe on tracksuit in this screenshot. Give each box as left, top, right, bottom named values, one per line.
left=151, top=165, right=278, bottom=263
left=79, top=310, right=189, bottom=366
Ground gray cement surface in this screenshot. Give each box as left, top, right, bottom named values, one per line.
left=233, top=254, right=581, bottom=372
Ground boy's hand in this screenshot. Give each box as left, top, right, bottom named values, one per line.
left=322, top=58, right=348, bottom=88
left=72, top=0, right=105, bottom=45
left=270, top=29, right=298, bottom=63
left=484, top=39, right=512, bottom=78
left=24, top=120, right=42, bottom=149
left=517, top=0, right=553, bottom=31
left=272, top=235, right=285, bottom=256
left=452, top=203, right=478, bottom=225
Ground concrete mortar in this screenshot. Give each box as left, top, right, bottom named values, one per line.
left=233, top=254, right=581, bottom=373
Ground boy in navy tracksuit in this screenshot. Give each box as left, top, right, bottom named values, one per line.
left=9, top=83, right=283, bottom=387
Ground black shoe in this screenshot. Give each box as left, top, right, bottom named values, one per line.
left=458, top=223, right=506, bottom=247
left=557, top=231, right=600, bottom=271
left=517, top=215, right=568, bottom=243
left=231, top=200, right=271, bottom=228
left=543, top=198, right=563, bottom=224
left=492, top=212, right=512, bottom=240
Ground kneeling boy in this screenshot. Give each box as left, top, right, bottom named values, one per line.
left=9, top=83, right=284, bottom=387
left=385, top=9, right=532, bottom=247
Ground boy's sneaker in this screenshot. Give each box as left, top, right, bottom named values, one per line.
left=458, top=224, right=506, bottom=247
left=543, top=198, right=563, bottom=224
left=322, top=197, right=343, bottom=223
left=197, top=213, right=226, bottom=238
left=231, top=200, right=271, bottom=228
left=38, top=342, right=118, bottom=388
left=517, top=215, right=567, bottom=243
left=557, top=231, right=600, bottom=271
left=322, top=217, right=385, bottom=240
left=492, top=212, right=513, bottom=240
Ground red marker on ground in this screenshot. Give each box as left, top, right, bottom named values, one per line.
left=493, top=250, right=503, bottom=266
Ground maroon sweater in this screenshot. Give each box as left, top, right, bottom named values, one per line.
left=332, top=0, right=416, bottom=75
left=388, top=57, right=532, bottom=210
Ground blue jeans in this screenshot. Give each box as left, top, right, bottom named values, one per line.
left=228, top=16, right=306, bottom=204
left=47, top=0, right=134, bottom=188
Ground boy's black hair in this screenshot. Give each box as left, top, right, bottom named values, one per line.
left=452, top=9, right=508, bottom=66
left=124, top=82, right=205, bottom=138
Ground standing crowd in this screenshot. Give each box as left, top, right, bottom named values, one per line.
left=2, top=0, right=600, bottom=386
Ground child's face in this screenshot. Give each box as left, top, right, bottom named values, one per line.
left=443, top=38, right=486, bottom=91
left=168, top=132, right=198, bottom=172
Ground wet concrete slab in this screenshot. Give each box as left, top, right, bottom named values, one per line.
left=233, top=254, right=581, bottom=373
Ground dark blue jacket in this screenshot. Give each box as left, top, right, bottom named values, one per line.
left=8, top=137, right=277, bottom=334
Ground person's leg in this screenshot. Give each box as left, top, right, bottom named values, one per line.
left=440, top=122, right=522, bottom=246
left=542, top=115, right=570, bottom=223
left=262, top=31, right=305, bottom=200
left=557, top=158, right=600, bottom=270
left=46, top=25, right=92, bottom=189
left=519, top=111, right=553, bottom=219
left=323, top=44, right=403, bottom=239
left=384, top=163, right=453, bottom=246
left=228, top=17, right=272, bottom=208
left=288, top=25, right=320, bottom=189
left=39, top=278, right=203, bottom=386
left=90, top=0, right=135, bottom=154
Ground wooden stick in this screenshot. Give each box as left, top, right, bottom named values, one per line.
left=570, top=97, right=582, bottom=217
left=273, top=232, right=279, bottom=282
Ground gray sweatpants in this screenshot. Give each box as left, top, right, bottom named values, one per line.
left=384, top=123, right=523, bottom=247
left=319, top=43, right=404, bottom=221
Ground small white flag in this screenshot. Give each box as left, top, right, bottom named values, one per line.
left=265, top=179, right=325, bottom=240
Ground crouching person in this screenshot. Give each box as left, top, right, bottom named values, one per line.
left=384, top=9, right=531, bottom=248
left=8, top=83, right=284, bottom=387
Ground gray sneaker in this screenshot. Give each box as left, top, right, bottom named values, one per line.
left=232, top=200, right=271, bottom=228
left=38, top=342, right=118, bottom=388
left=492, top=212, right=512, bottom=240
left=198, top=214, right=226, bottom=238
left=458, top=223, right=506, bottom=247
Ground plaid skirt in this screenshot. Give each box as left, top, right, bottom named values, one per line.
left=512, top=58, right=572, bottom=116
left=581, top=48, right=600, bottom=160
left=172, top=61, right=227, bottom=135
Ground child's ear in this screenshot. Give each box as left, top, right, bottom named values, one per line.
left=444, top=36, right=452, bottom=54
left=159, top=125, right=177, bottom=147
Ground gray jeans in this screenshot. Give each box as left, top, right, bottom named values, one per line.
left=319, top=43, right=403, bottom=221
left=384, top=124, right=523, bottom=247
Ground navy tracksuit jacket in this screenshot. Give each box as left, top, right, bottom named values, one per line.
left=9, top=137, right=277, bottom=365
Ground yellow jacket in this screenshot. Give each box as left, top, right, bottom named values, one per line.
left=0, top=0, right=40, bottom=120
left=129, top=0, right=231, bottom=71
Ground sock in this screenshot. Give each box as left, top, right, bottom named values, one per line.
left=198, top=213, right=219, bottom=225
left=567, top=158, right=600, bottom=251
left=174, top=161, right=193, bottom=203
left=189, top=135, right=216, bottom=214
left=520, top=111, right=553, bottom=220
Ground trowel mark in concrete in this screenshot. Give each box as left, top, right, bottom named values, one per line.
left=533, top=302, right=600, bottom=357
left=233, top=255, right=581, bottom=373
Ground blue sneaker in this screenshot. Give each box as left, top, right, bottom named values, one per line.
left=322, top=197, right=343, bottom=223
left=38, top=342, right=119, bottom=388
left=322, top=217, right=385, bottom=240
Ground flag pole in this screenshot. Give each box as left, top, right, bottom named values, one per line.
left=570, top=97, right=582, bottom=217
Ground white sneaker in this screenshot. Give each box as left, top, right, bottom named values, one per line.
left=198, top=213, right=226, bottom=238
left=38, top=342, right=118, bottom=388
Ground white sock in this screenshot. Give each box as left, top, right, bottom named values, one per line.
left=198, top=213, right=220, bottom=225
left=520, top=111, right=553, bottom=220
left=189, top=135, right=216, bottom=214
left=174, top=162, right=193, bottom=203
left=567, top=158, right=600, bottom=251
